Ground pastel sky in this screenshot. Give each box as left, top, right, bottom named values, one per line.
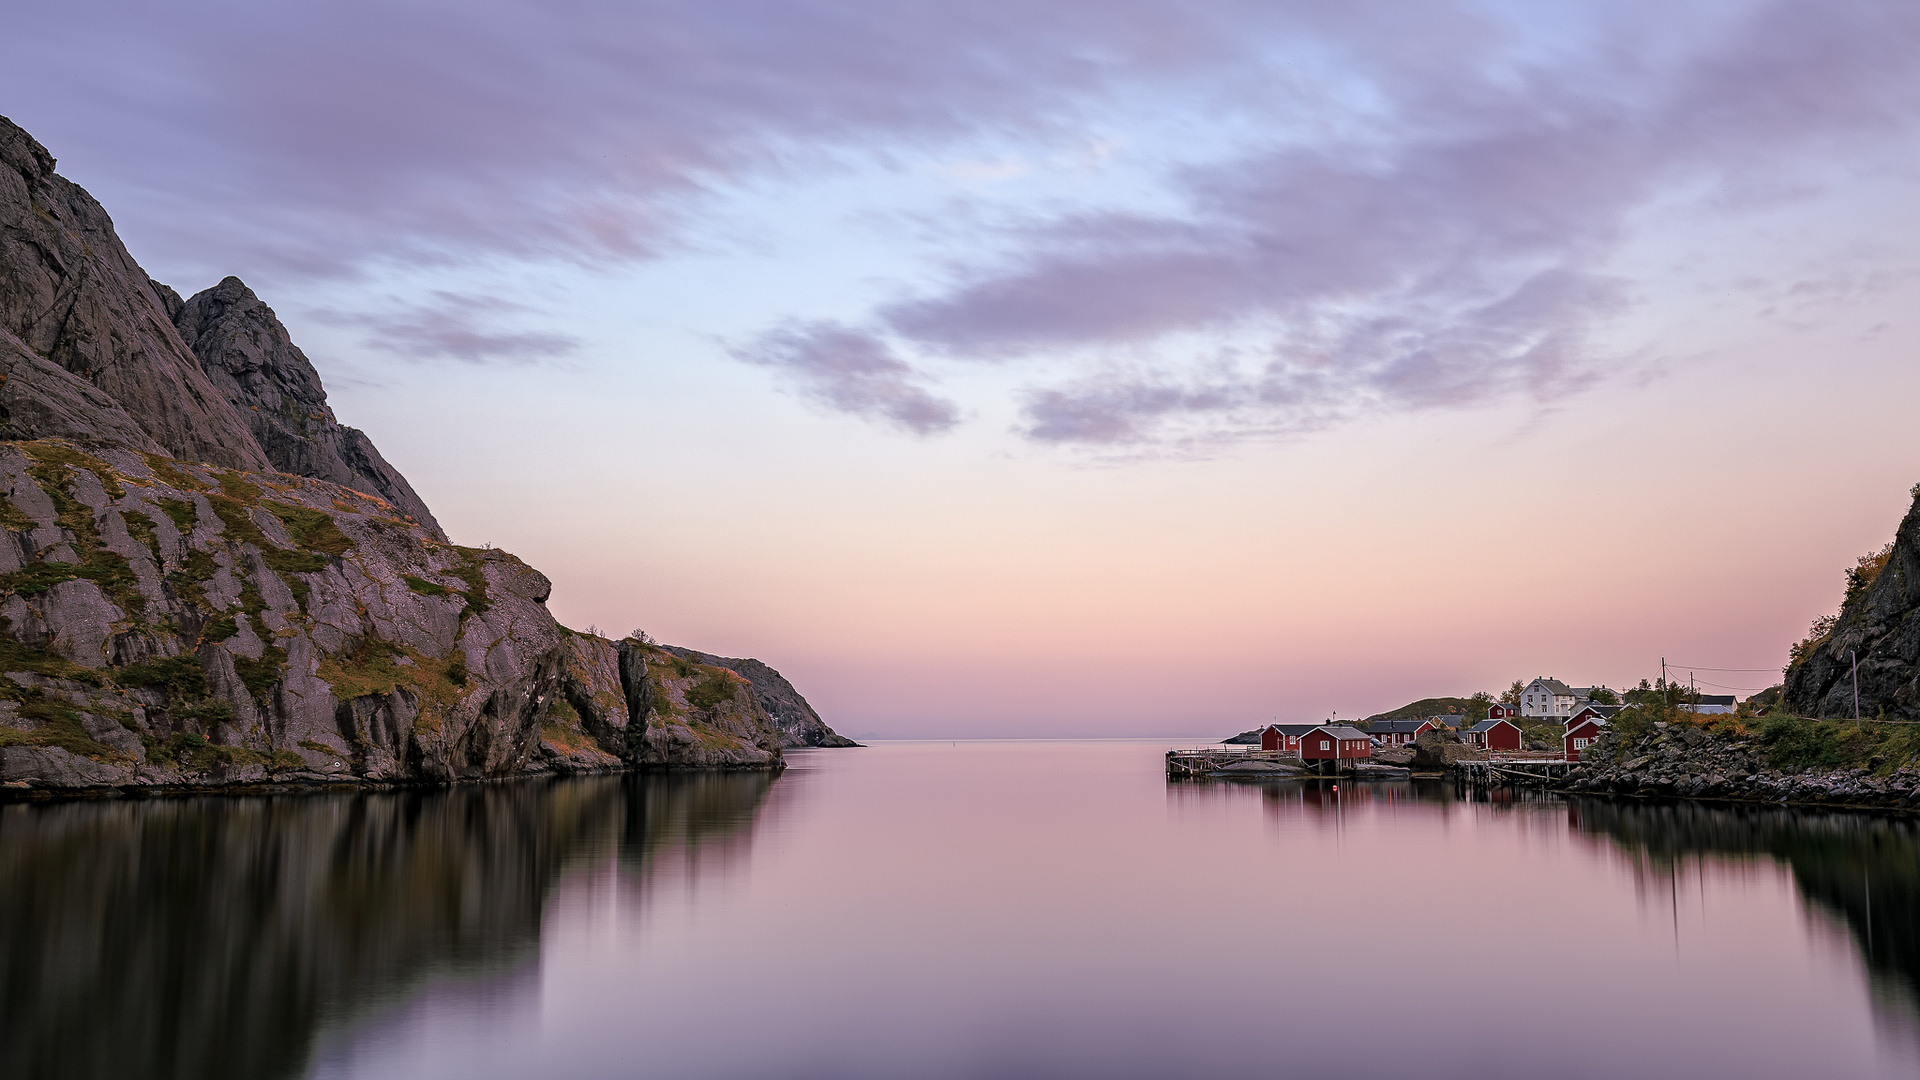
left=5, top=0, right=1918, bottom=736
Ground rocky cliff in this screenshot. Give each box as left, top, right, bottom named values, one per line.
left=0, top=114, right=797, bottom=792
left=662, top=644, right=858, bottom=747
left=0, top=118, right=269, bottom=471
left=0, top=440, right=782, bottom=790
left=166, top=276, right=446, bottom=539
left=1785, top=487, right=1920, bottom=718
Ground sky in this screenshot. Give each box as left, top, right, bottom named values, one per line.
left=4, top=0, right=1919, bottom=736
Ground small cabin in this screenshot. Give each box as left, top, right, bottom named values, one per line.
left=1488, top=703, right=1519, bottom=721
left=1564, top=717, right=1607, bottom=762
left=1260, top=723, right=1321, bottom=754
left=1366, top=718, right=1439, bottom=745
left=1300, top=725, right=1373, bottom=761
left=1466, top=717, right=1523, bottom=751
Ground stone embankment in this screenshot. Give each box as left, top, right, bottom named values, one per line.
left=1552, top=724, right=1920, bottom=812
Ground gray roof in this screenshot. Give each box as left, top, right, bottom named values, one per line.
left=1367, top=718, right=1437, bottom=734
left=1468, top=718, right=1515, bottom=732
left=1309, top=725, right=1371, bottom=740
left=1532, top=678, right=1574, bottom=695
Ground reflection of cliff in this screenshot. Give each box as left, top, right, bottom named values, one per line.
left=1569, top=799, right=1920, bottom=1031
left=0, top=773, right=777, bottom=1080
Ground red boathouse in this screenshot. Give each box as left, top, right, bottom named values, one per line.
left=1466, top=717, right=1523, bottom=751
left=1564, top=717, right=1607, bottom=761
left=1299, top=725, right=1372, bottom=761
left=1259, top=724, right=1320, bottom=754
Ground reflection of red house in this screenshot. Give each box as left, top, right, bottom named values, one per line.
left=1300, top=725, right=1372, bottom=761
left=1259, top=724, right=1319, bottom=754
left=1564, top=717, right=1606, bottom=761
left=1466, top=718, right=1523, bottom=751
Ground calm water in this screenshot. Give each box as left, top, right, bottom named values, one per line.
left=4, top=739, right=1920, bottom=1079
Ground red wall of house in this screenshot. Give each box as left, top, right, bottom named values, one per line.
left=1261, top=727, right=1280, bottom=752
left=1302, top=734, right=1371, bottom=760
left=1564, top=721, right=1603, bottom=761
left=1486, top=721, right=1522, bottom=751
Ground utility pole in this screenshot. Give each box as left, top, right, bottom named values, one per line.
left=1851, top=649, right=1860, bottom=720
left=1661, top=657, right=1667, bottom=690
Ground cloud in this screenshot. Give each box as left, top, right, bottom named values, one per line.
left=317, top=293, right=582, bottom=364
left=731, top=321, right=959, bottom=435
left=858, top=0, right=1920, bottom=444
left=6, top=0, right=1918, bottom=447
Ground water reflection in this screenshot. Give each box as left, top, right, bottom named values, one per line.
left=1566, top=797, right=1920, bottom=1044
left=0, top=773, right=776, bottom=1080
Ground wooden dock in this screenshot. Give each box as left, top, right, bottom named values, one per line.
left=1454, top=754, right=1575, bottom=788
left=1165, top=747, right=1286, bottom=777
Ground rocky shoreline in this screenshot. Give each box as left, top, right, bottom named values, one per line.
left=1546, top=724, right=1920, bottom=813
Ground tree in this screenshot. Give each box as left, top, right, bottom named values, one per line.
left=1465, top=691, right=1495, bottom=720
left=1587, top=686, right=1619, bottom=706
left=1501, top=680, right=1524, bottom=706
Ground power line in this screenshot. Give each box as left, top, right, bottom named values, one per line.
left=1663, top=663, right=1780, bottom=673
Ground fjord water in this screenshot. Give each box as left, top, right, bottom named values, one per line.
left=4, top=741, right=1918, bottom=1080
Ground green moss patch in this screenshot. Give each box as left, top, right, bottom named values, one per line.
left=115, top=655, right=210, bottom=697
left=0, top=492, right=38, bottom=532
left=156, top=497, right=198, bottom=533
left=686, top=671, right=739, bottom=710
left=142, top=455, right=209, bottom=492
left=403, top=574, right=452, bottom=597
left=232, top=646, right=288, bottom=699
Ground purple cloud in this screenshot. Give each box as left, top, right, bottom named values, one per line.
left=5, top=0, right=1916, bottom=447
left=732, top=321, right=959, bottom=435
left=315, top=292, right=581, bottom=364
left=863, top=0, right=1920, bottom=443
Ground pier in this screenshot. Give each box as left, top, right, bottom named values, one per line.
left=1165, top=747, right=1284, bottom=777
left=1454, top=754, right=1575, bottom=788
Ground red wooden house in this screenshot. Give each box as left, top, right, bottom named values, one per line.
left=1564, top=716, right=1607, bottom=762
left=1299, top=725, right=1372, bottom=761
left=1487, top=703, right=1519, bottom=722
left=1366, top=718, right=1440, bottom=745
left=1259, top=724, right=1320, bottom=754
left=1465, top=717, right=1523, bottom=751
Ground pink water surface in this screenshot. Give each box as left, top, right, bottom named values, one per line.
left=295, top=741, right=1920, bottom=1080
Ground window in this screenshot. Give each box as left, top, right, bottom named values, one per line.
left=1319, top=740, right=1330, bottom=750
left=1573, top=738, right=1588, bottom=749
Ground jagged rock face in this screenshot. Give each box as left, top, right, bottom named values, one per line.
left=662, top=644, right=857, bottom=747
left=0, top=116, right=269, bottom=471
left=0, top=440, right=564, bottom=787
left=170, top=276, right=447, bottom=540
left=618, top=640, right=787, bottom=766
left=1785, top=493, right=1920, bottom=719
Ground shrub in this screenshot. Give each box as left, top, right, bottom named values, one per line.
left=686, top=672, right=737, bottom=710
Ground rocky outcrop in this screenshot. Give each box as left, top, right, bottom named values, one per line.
left=0, top=117, right=269, bottom=471
left=169, top=277, right=446, bottom=539
left=662, top=644, right=857, bottom=747
left=0, top=441, right=781, bottom=792
left=1555, top=722, right=1920, bottom=811
left=0, top=115, right=800, bottom=792
left=1785, top=488, right=1920, bottom=718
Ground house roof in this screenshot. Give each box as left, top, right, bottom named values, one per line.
left=1565, top=715, right=1608, bottom=730
left=1367, top=719, right=1436, bottom=734
left=1263, top=723, right=1321, bottom=736
left=1530, top=678, right=1574, bottom=696
left=1307, top=725, right=1371, bottom=740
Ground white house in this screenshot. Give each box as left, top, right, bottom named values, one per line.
left=1520, top=678, right=1580, bottom=718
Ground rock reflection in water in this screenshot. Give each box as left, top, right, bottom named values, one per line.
left=0, top=773, right=775, bottom=1080
left=1566, top=797, right=1920, bottom=1045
